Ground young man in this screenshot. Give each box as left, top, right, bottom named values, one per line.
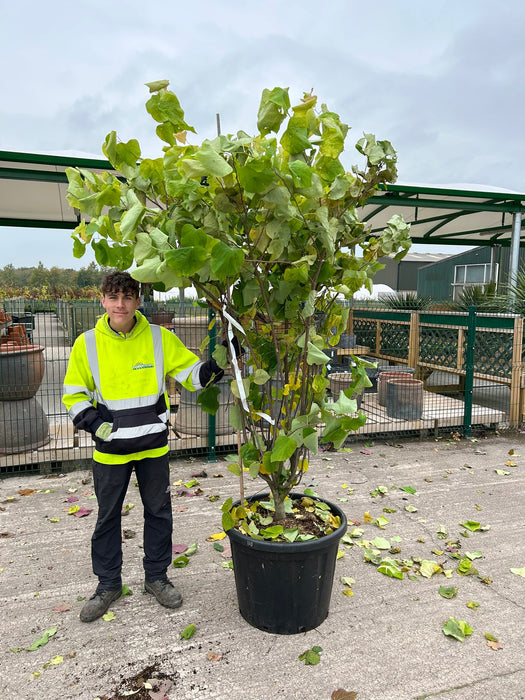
left=63, top=271, right=225, bottom=622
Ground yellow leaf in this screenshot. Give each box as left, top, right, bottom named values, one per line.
left=364, top=511, right=373, bottom=523
left=68, top=505, right=80, bottom=514
left=43, top=655, right=63, bottom=668
left=342, top=588, right=354, bottom=597
left=172, top=479, right=182, bottom=486
left=505, top=460, right=516, bottom=467
left=206, top=532, right=227, bottom=541
left=336, top=549, right=345, bottom=559
left=341, top=483, right=348, bottom=489
left=298, top=459, right=309, bottom=473
left=102, top=611, right=116, bottom=621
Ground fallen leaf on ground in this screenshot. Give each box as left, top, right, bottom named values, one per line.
left=332, top=691, right=358, bottom=700
left=487, top=640, right=503, bottom=651
left=299, top=645, right=322, bottom=665
left=172, top=544, right=188, bottom=554
left=510, top=567, right=525, bottom=577
left=43, top=655, right=63, bottom=668
left=73, top=506, right=93, bottom=518
left=103, top=611, right=116, bottom=621
left=181, top=623, right=196, bottom=639
left=207, top=532, right=227, bottom=541
left=442, top=617, right=473, bottom=642
left=206, top=651, right=223, bottom=661
left=53, top=604, right=71, bottom=613
left=18, top=489, right=35, bottom=496
left=27, top=626, right=57, bottom=651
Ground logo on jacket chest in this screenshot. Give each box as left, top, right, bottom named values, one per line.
left=133, top=361, right=155, bottom=370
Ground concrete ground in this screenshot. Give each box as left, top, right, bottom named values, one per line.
left=1, top=432, right=525, bottom=700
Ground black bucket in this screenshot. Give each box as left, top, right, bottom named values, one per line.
left=227, top=494, right=347, bottom=634
left=385, top=378, right=424, bottom=420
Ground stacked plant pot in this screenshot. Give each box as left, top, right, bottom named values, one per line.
left=0, top=319, right=49, bottom=454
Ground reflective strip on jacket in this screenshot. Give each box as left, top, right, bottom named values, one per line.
left=62, top=311, right=203, bottom=464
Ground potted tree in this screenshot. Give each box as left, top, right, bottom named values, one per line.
left=65, top=81, right=411, bottom=633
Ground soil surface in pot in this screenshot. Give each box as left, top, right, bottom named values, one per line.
left=235, top=497, right=339, bottom=539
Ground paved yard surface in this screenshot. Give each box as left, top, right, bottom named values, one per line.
left=1, top=432, right=525, bottom=700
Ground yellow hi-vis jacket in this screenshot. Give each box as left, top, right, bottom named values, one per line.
left=62, top=311, right=206, bottom=465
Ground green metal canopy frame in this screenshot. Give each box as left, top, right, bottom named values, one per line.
left=1, top=149, right=524, bottom=278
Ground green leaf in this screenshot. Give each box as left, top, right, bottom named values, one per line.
left=145, top=79, right=170, bottom=92
left=377, top=558, right=403, bottom=580
left=222, top=510, right=235, bottom=532
left=459, top=520, right=481, bottom=531
left=298, top=645, right=322, bottom=665
left=306, top=341, right=330, bottom=366
left=510, top=567, right=525, bottom=577
left=270, top=435, right=298, bottom=462
left=237, top=161, right=275, bottom=193
left=370, top=537, right=390, bottom=550
left=197, top=385, right=221, bottom=414
left=442, top=617, right=473, bottom=642
left=252, top=369, right=271, bottom=386
left=283, top=528, right=299, bottom=543
left=121, top=584, right=133, bottom=597
left=181, top=623, right=196, bottom=639
left=210, top=241, right=244, bottom=281
left=260, top=525, right=284, bottom=540
left=289, top=160, right=312, bottom=188
left=165, top=246, right=208, bottom=277
left=185, top=543, right=198, bottom=557
left=27, top=626, right=57, bottom=651
left=173, top=555, right=189, bottom=568
left=194, top=140, right=233, bottom=178
left=120, top=199, right=145, bottom=241
left=439, top=586, right=458, bottom=599
left=399, top=485, right=416, bottom=494
left=257, top=87, right=290, bottom=135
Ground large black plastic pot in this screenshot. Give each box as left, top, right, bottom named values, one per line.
left=227, top=493, right=347, bottom=634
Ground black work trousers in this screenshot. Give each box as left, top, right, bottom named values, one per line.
left=91, top=454, right=172, bottom=591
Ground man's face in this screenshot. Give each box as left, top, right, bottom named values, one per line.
left=101, top=290, right=140, bottom=333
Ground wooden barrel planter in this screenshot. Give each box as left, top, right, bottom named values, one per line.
left=385, top=378, right=424, bottom=420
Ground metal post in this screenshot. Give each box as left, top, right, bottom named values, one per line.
left=508, top=212, right=522, bottom=303
left=463, top=306, right=476, bottom=437
left=207, top=307, right=218, bottom=462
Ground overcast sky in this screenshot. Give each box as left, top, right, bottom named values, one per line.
left=2, top=0, right=524, bottom=269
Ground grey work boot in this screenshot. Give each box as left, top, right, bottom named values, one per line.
left=144, top=578, right=183, bottom=609
left=79, top=588, right=122, bottom=623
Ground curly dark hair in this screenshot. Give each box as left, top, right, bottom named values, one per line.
left=100, top=270, right=140, bottom=298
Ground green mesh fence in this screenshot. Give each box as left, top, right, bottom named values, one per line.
left=347, top=308, right=520, bottom=443
left=0, top=299, right=236, bottom=477
left=1, top=300, right=522, bottom=477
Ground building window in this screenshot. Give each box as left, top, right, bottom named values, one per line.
left=452, top=263, right=497, bottom=300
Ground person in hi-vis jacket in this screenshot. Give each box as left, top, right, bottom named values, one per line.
left=63, top=270, right=226, bottom=622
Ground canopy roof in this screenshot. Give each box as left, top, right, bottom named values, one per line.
left=1, top=150, right=524, bottom=248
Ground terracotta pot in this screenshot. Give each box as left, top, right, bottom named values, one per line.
left=0, top=344, right=46, bottom=400
left=377, top=370, right=414, bottom=406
